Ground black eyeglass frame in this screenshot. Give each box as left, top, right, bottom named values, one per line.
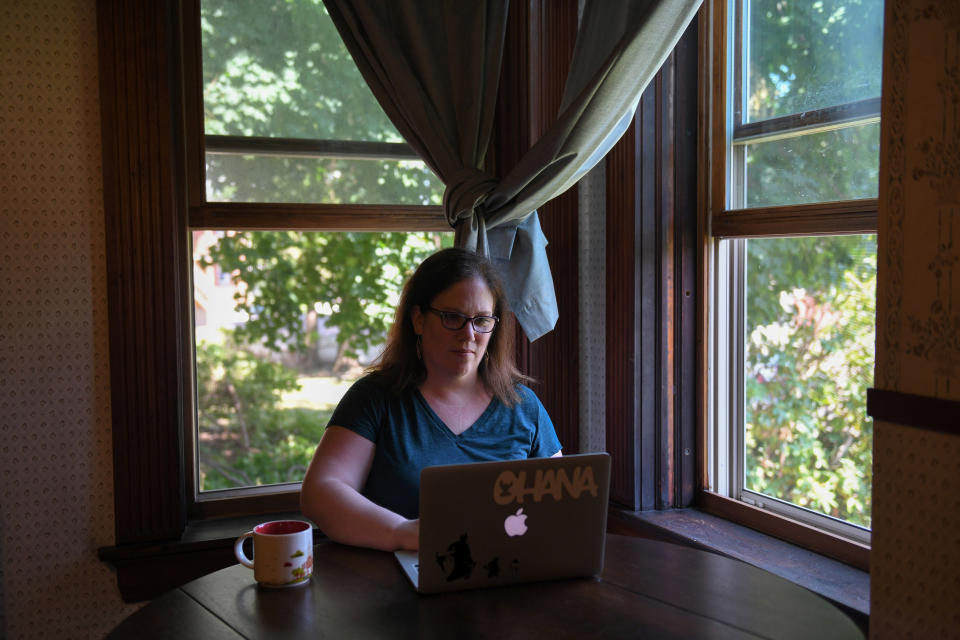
left=426, top=307, right=499, bottom=333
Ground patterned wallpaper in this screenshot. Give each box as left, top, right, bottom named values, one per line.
left=0, top=1, right=139, bottom=637
left=872, top=1, right=960, bottom=637
left=3, top=1, right=959, bottom=638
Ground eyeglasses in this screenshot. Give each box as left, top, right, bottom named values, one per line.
left=427, top=307, right=499, bottom=333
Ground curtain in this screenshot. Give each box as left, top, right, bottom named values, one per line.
left=325, top=0, right=700, bottom=341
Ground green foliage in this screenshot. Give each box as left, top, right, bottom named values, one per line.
left=744, top=235, right=875, bottom=527
left=746, top=124, right=880, bottom=207
left=203, top=231, right=449, bottom=359
left=747, top=0, right=884, bottom=121
left=195, top=336, right=329, bottom=490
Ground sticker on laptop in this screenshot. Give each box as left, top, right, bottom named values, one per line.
left=494, top=464, right=599, bottom=505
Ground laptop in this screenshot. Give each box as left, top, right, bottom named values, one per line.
left=394, top=452, right=611, bottom=594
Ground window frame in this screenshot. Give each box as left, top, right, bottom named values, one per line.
left=98, top=0, right=577, bottom=602
left=179, top=0, right=451, bottom=518
left=700, top=0, right=877, bottom=569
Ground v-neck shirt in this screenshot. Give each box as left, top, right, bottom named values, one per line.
left=328, top=374, right=562, bottom=519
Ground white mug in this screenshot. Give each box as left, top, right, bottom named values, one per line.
left=234, top=520, right=314, bottom=587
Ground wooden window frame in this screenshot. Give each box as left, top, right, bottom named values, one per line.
left=96, top=0, right=587, bottom=601
left=97, top=0, right=450, bottom=540
left=698, top=0, right=874, bottom=571
left=180, top=0, right=451, bottom=519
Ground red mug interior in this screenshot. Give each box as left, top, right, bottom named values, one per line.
left=255, top=520, right=310, bottom=535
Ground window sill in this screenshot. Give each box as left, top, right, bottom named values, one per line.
left=607, top=507, right=869, bottom=632
left=98, top=512, right=320, bottom=602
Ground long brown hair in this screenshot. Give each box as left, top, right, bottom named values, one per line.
left=369, top=247, right=531, bottom=405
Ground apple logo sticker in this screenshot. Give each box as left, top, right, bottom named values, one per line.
left=504, top=508, right=528, bottom=537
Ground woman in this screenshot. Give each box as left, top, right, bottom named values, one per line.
left=300, top=248, right=562, bottom=551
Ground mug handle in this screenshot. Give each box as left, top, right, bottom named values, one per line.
left=234, top=531, right=255, bottom=569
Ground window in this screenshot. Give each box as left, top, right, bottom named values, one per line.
left=97, top=0, right=569, bottom=599
left=706, top=0, right=883, bottom=549
left=187, top=0, right=452, bottom=507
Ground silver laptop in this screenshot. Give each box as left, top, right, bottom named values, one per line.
left=395, top=452, right=611, bottom=594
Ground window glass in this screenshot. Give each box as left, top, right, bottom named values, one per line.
left=193, top=230, right=453, bottom=492
left=743, top=234, right=875, bottom=529
left=200, top=0, right=442, bottom=205
left=194, top=0, right=450, bottom=493
left=202, top=0, right=395, bottom=140
left=741, top=122, right=880, bottom=207
left=745, top=0, right=884, bottom=122
left=206, top=155, right=441, bottom=205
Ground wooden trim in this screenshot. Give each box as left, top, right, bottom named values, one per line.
left=525, top=0, right=580, bottom=453
left=657, top=61, right=678, bottom=510
left=733, top=98, right=882, bottom=142
left=606, top=103, right=643, bottom=509
left=696, top=1, right=712, bottom=505
left=177, top=0, right=203, bottom=512
left=674, top=18, right=699, bottom=508
left=712, top=199, right=879, bottom=238
left=698, top=491, right=870, bottom=571
left=867, top=388, right=960, bottom=435
left=97, top=0, right=189, bottom=544
left=605, top=18, right=699, bottom=510
left=206, top=135, right=418, bottom=160
left=190, top=489, right=302, bottom=520
left=180, top=0, right=204, bottom=209
left=709, top=0, right=728, bottom=219
left=495, top=0, right=532, bottom=377
left=189, top=203, right=448, bottom=231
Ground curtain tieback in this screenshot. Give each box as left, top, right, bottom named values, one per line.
left=443, top=168, right=498, bottom=228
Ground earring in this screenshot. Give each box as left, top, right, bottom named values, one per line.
left=416, top=335, right=423, bottom=361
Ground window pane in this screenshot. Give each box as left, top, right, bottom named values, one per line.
left=743, top=235, right=875, bottom=528
left=202, top=0, right=395, bottom=141
left=200, top=0, right=442, bottom=204
left=745, top=0, right=884, bottom=122
left=192, top=230, right=453, bottom=492
left=206, top=154, right=442, bottom=205
left=742, top=122, right=880, bottom=207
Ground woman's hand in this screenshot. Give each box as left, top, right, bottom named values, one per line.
left=393, top=518, right=420, bottom=551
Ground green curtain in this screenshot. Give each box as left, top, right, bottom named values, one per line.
left=324, top=0, right=701, bottom=340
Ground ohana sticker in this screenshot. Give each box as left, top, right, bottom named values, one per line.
left=493, top=466, right=599, bottom=505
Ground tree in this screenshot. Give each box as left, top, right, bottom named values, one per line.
left=195, top=335, right=328, bottom=490
left=745, top=235, right=875, bottom=527
left=203, top=230, right=448, bottom=370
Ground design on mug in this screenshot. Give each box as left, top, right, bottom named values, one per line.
left=287, top=550, right=313, bottom=584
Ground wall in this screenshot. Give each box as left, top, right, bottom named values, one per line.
left=0, top=0, right=138, bottom=637
left=872, top=1, right=960, bottom=637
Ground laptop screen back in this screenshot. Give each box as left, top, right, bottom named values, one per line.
left=415, top=452, right=611, bottom=594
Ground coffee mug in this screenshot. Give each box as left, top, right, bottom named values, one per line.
left=234, top=520, right=314, bottom=588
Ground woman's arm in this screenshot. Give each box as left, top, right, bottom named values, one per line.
left=300, top=426, right=419, bottom=551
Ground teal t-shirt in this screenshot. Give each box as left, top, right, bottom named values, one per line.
left=328, top=374, right=562, bottom=519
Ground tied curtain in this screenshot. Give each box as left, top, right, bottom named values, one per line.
left=324, top=0, right=700, bottom=341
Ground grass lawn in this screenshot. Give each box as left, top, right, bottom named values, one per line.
left=279, top=375, right=357, bottom=411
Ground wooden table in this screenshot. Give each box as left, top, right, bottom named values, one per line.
left=108, top=534, right=863, bottom=639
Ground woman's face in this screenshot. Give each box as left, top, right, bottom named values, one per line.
left=411, top=276, right=496, bottom=383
